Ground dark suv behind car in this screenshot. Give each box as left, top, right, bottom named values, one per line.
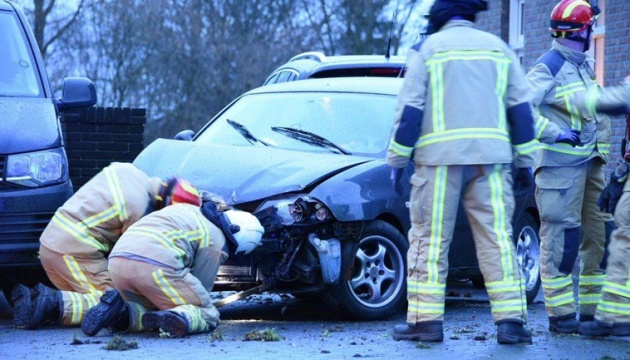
left=0, top=0, right=96, bottom=297
left=263, top=51, right=407, bottom=86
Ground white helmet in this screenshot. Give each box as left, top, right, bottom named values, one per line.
left=224, top=210, right=264, bottom=254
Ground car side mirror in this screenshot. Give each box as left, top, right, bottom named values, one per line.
left=55, top=77, right=97, bottom=111
left=174, top=129, right=195, bottom=141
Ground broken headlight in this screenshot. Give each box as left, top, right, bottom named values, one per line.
left=258, top=195, right=333, bottom=227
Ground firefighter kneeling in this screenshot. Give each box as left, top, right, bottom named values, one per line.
left=80, top=200, right=264, bottom=338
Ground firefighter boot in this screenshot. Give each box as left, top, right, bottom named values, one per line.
left=579, top=320, right=630, bottom=337
left=497, top=320, right=533, bottom=344
left=549, top=313, right=579, bottom=334
left=142, top=311, right=189, bottom=338
left=26, top=283, right=61, bottom=330
left=391, top=321, right=443, bottom=342
left=11, top=284, right=34, bottom=327
left=82, top=289, right=129, bottom=336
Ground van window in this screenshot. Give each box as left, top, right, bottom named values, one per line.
left=0, top=11, right=41, bottom=97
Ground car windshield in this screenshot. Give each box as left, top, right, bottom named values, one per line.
left=0, top=11, right=41, bottom=97
left=195, top=91, right=397, bottom=158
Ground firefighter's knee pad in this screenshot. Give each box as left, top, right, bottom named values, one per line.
left=559, top=226, right=581, bottom=274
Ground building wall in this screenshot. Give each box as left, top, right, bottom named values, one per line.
left=61, top=107, right=147, bottom=192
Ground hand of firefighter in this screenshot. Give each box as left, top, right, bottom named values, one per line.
left=390, top=167, right=404, bottom=196
left=597, top=162, right=628, bottom=214
left=555, top=129, right=581, bottom=147
left=513, top=167, right=533, bottom=197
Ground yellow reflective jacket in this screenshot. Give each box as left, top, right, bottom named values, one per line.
left=526, top=40, right=611, bottom=168
left=40, top=162, right=164, bottom=255
left=109, top=203, right=228, bottom=293
left=387, top=20, right=537, bottom=168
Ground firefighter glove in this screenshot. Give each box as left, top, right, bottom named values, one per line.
left=514, top=167, right=533, bottom=197
left=597, top=162, right=628, bottom=214
left=390, top=167, right=404, bottom=196
left=555, top=129, right=581, bottom=147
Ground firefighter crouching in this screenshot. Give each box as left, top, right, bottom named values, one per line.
left=11, top=162, right=202, bottom=329
left=80, top=200, right=264, bottom=338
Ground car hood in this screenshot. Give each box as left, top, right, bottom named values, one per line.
left=134, top=139, right=372, bottom=205
left=0, top=97, right=61, bottom=154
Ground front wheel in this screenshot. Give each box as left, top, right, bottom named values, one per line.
left=321, top=220, right=408, bottom=320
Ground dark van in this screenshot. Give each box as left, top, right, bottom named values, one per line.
left=0, top=0, right=96, bottom=297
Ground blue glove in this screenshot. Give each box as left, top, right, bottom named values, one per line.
left=390, top=167, right=404, bottom=195
left=514, top=167, right=533, bottom=197
left=597, top=163, right=628, bottom=214
left=556, top=129, right=581, bottom=147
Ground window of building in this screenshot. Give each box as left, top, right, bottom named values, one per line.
left=589, top=0, right=605, bottom=85
left=509, top=0, right=526, bottom=63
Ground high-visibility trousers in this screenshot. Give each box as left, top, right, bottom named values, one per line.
left=39, top=245, right=108, bottom=325
left=406, top=163, right=527, bottom=324
left=535, top=158, right=613, bottom=318
left=108, top=257, right=220, bottom=335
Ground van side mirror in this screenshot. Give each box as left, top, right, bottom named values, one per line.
left=55, top=77, right=97, bottom=111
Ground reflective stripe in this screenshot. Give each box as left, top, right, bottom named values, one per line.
left=542, top=275, right=573, bottom=290
left=598, top=143, right=610, bottom=154
left=514, top=140, right=540, bottom=155
left=535, top=115, right=549, bottom=139
left=407, top=281, right=446, bottom=295
left=490, top=298, right=525, bottom=313
left=428, top=61, right=445, bottom=132
left=104, top=166, right=128, bottom=222
left=602, top=281, right=630, bottom=298
left=579, top=274, right=604, bottom=286
left=485, top=279, right=523, bottom=294
left=562, top=1, right=591, bottom=19
left=52, top=212, right=109, bottom=252
left=428, top=166, right=448, bottom=283
left=416, top=128, right=510, bottom=148
left=556, top=82, right=585, bottom=131
left=125, top=227, right=187, bottom=258
left=578, top=293, right=601, bottom=305
left=539, top=142, right=596, bottom=156
left=488, top=165, right=513, bottom=280
left=408, top=300, right=444, bottom=314
left=63, top=255, right=97, bottom=293
left=153, top=269, right=186, bottom=306
left=584, top=87, right=600, bottom=116
left=68, top=291, right=83, bottom=324
left=598, top=300, right=630, bottom=316
left=556, top=82, right=586, bottom=98
left=545, top=291, right=574, bottom=307
left=82, top=206, right=119, bottom=228
left=496, top=58, right=509, bottom=131
left=389, top=140, right=414, bottom=157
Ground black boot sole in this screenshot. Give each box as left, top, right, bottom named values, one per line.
left=11, top=285, right=33, bottom=328
left=142, top=312, right=188, bottom=338
left=81, top=290, right=124, bottom=336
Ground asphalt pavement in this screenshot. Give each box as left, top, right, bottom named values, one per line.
left=1, top=281, right=629, bottom=360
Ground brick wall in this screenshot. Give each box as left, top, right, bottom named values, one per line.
left=61, top=107, right=147, bottom=192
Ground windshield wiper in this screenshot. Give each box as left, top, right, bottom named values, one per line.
left=227, top=119, right=270, bottom=146
left=271, top=126, right=351, bottom=155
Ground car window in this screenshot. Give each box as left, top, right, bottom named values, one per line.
left=196, top=91, right=397, bottom=158
left=0, top=11, right=41, bottom=97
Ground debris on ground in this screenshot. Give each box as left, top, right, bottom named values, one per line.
left=243, top=328, right=283, bottom=341
left=101, top=334, right=139, bottom=351
left=416, top=341, right=431, bottom=349
left=70, top=333, right=102, bottom=345
left=208, top=330, right=224, bottom=341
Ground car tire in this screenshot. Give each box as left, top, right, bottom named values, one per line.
left=514, top=212, right=541, bottom=305
left=320, top=220, right=408, bottom=320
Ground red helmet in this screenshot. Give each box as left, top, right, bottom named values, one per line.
left=157, top=178, right=201, bottom=208
left=550, top=0, right=598, bottom=37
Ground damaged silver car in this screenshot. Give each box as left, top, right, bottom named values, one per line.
left=133, top=77, right=541, bottom=320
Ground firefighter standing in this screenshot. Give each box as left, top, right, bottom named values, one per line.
left=573, top=78, right=630, bottom=337
left=80, top=201, right=264, bottom=338
left=11, top=162, right=201, bottom=329
left=387, top=0, right=537, bottom=344
left=525, top=0, right=615, bottom=334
